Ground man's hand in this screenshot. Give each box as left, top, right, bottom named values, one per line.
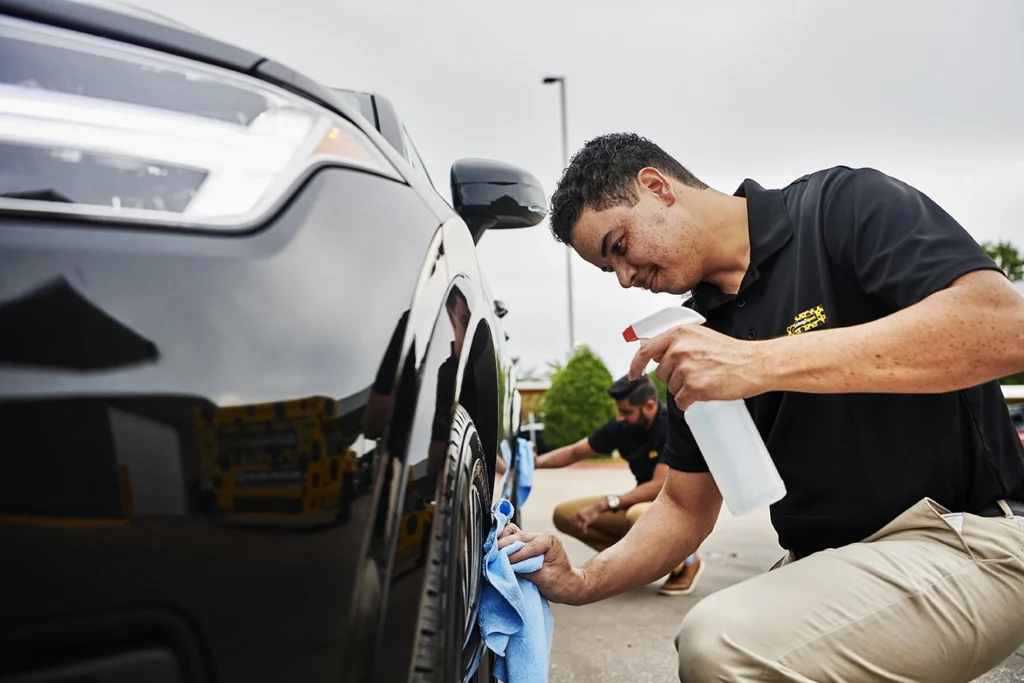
left=629, top=324, right=766, bottom=411
left=497, top=524, right=588, bottom=605
left=575, top=500, right=606, bottom=534
left=499, top=471, right=720, bottom=606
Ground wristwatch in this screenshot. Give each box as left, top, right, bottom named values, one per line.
left=605, top=495, right=621, bottom=511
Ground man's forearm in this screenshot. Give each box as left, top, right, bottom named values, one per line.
left=616, top=478, right=662, bottom=509
left=576, top=493, right=702, bottom=604
left=762, top=271, right=1024, bottom=395
left=535, top=445, right=576, bottom=469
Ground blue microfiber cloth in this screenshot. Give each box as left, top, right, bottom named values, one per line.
left=500, top=437, right=535, bottom=508
left=479, top=498, right=553, bottom=683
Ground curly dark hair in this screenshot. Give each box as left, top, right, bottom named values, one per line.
left=549, top=132, right=707, bottom=245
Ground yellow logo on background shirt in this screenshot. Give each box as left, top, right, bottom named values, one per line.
left=786, top=305, right=827, bottom=336
left=649, top=450, right=659, bottom=459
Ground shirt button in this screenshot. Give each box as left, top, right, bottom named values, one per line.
left=747, top=330, right=757, bottom=340
left=736, top=299, right=746, bottom=308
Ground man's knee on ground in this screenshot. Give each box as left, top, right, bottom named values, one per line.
left=552, top=503, right=576, bottom=535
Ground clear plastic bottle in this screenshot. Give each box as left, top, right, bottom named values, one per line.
left=624, top=306, right=787, bottom=516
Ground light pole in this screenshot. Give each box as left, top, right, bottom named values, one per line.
left=542, top=75, right=575, bottom=356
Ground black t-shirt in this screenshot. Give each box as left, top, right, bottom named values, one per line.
left=589, top=404, right=669, bottom=485
left=663, top=167, right=1024, bottom=559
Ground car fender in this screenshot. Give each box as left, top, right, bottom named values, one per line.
left=350, top=217, right=509, bottom=680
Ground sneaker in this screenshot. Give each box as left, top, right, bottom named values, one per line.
left=658, top=556, right=704, bottom=596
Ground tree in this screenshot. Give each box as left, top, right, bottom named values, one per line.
left=981, top=240, right=1024, bottom=282
left=980, top=240, right=1024, bottom=385
left=649, top=371, right=669, bottom=404
left=541, top=346, right=616, bottom=448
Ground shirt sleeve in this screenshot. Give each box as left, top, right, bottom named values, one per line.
left=662, top=399, right=710, bottom=472
left=822, top=167, right=1003, bottom=311
left=587, top=419, right=621, bottom=456
left=649, top=409, right=674, bottom=466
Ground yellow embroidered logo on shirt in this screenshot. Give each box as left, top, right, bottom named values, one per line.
left=786, top=305, right=827, bottom=336
left=649, top=450, right=659, bottom=459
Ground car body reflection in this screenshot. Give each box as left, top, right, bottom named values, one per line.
left=194, top=393, right=375, bottom=527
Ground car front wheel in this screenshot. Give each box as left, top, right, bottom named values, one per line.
left=411, top=405, right=496, bottom=683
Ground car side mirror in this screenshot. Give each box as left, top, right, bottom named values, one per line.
left=450, top=158, right=547, bottom=242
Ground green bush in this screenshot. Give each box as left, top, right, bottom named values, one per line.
left=541, top=346, right=616, bottom=448
left=981, top=240, right=1024, bottom=283
left=649, top=371, right=669, bottom=404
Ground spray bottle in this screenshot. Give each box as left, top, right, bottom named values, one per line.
left=624, top=306, right=786, bottom=516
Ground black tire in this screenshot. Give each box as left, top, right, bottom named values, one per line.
left=411, top=405, right=496, bottom=683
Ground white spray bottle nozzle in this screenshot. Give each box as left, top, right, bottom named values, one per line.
left=623, top=306, right=707, bottom=342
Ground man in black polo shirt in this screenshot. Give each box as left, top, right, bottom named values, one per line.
left=536, top=374, right=703, bottom=595
left=498, top=132, right=1024, bottom=681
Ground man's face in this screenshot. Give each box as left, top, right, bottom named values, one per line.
left=614, top=398, right=655, bottom=430
left=570, top=170, right=704, bottom=295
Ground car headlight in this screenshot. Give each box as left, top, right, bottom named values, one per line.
left=0, top=15, right=402, bottom=231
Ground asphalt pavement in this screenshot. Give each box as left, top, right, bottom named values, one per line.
left=518, top=464, right=1024, bottom=683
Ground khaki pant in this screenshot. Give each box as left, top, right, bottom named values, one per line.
left=553, top=496, right=651, bottom=551
left=676, top=498, right=1024, bottom=682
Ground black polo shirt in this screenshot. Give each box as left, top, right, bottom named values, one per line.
left=589, top=404, right=669, bottom=485
left=663, top=166, right=1024, bottom=559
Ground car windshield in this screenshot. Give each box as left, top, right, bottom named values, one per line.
left=329, top=88, right=376, bottom=127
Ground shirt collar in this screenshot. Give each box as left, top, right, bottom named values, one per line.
left=693, top=179, right=793, bottom=311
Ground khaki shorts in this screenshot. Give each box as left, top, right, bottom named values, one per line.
left=551, top=496, right=653, bottom=552
left=676, top=497, right=1024, bottom=682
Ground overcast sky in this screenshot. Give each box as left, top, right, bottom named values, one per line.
left=130, top=0, right=1024, bottom=378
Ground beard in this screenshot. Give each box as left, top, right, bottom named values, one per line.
left=626, top=412, right=651, bottom=432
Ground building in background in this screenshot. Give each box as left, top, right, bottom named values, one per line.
left=516, top=379, right=550, bottom=454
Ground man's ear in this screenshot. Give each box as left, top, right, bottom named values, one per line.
left=637, top=167, right=676, bottom=206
